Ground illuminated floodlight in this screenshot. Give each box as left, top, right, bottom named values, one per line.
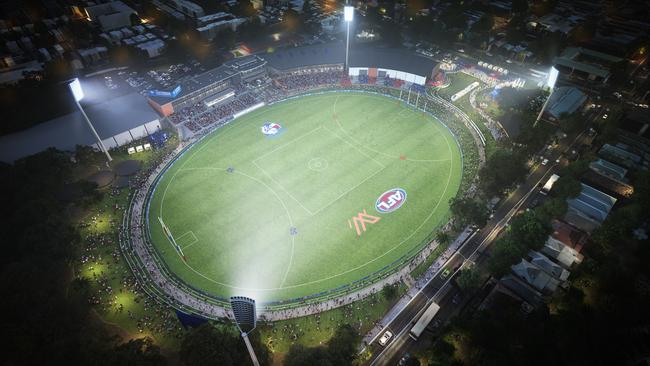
left=547, top=66, right=559, bottom=89
left=344, top=6, right=354, bottom=21
left=344, top=5, right=354, bottom=70
left=230, top=296, right=260, bottom=366
left=230, top=296, right=257, bottom=333
left=69, top=78, right=84, bottom=101
left=68, top=77, right=112, bottom=163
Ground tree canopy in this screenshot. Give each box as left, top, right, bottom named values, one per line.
left=0, top=149, right=164, bottom=365
left=479, top=148, right=528, bottom=196
left=180, top=323, right=270, bottom=366
left=449, top=196, right=489, bottom=229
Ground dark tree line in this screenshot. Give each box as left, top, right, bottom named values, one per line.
left=0, top=148, right=276, bottom=365
left=0, top=149, right=168, bottom=365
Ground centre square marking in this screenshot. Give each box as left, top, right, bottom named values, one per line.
left=253, top=127, right=385, bottom=216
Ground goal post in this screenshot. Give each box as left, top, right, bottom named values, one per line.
left=158, top=216, right=187, bottom=262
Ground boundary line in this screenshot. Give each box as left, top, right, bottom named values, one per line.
left=147, top=91, right=462, bottom=293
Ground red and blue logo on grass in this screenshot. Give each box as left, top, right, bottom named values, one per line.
left=375, top=188, right=407, bottom=213
left=261, top=122, right=282, bottom=135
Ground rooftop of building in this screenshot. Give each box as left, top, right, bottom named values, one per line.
left=263, top=42, right=437, bottom=77
left=0, top=92, right=158, bottom=163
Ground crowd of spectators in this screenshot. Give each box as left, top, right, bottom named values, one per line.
left=461, top=67, right=502, bottom=87
left=469, top=87, right=508, bottom=140
left=171, top=93, right=258, bottom=133
left=275, top=70, right=343, bottom=90
left=169, top=103, right=206, bottom=125
left=77, top=185, right=186, bottom=341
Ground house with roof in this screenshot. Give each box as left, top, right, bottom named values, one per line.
left=554, top=47, right=624, bottom=84
left=583, top=158, right=634, bottom=198
left=511, top=259, right=560, bottom=294
left=479, top=278, right=540, bottom=313
left=542, top=235, right=584, bottom=269
left=498, top=275, right=545, bottom=308
left=0, top=92, right=161, bottom=163
left=84, top=1, right=138, bottom=31
left=563, top=183, right=617, bottom=233
left=527, top=250, right=571, bottom=282
left=543, top=86, right=587, bottom=122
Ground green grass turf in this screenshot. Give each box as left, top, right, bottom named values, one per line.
left=436, top=72, right=477, bottom=101
left=148, top=92, right=463, bottom=303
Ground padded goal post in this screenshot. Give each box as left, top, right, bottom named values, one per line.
left=158, top=216, right=186, bottom=262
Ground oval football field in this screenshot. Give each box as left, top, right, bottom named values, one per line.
left=148, top=92, right=463, bottom=303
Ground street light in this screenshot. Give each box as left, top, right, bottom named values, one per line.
left=230, top=296, right=260, bottom=366
left=344, top=5, right=354, bottom=71
left=69, top=78, right=112, bottom=164
left=534, top=66, right=559, bottom=127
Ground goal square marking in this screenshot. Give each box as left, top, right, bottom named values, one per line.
left=177, top=231, right=199, bottom=249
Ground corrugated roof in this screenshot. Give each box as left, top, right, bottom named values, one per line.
left=263, top=42, right=436, bottom=77
left=547, top=86, right=586, bottom=119
left=566, top=183, right=617, bottom=224
left=0, top=92, right=159, bottom=162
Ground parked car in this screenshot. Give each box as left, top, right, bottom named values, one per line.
left=378, top=330, right=393, bottom=346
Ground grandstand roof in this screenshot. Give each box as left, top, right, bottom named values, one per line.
left=224, top=55, right=267, bottom=72
left=263, top=43, right=437, bottom=77
left=0, top=92, right=159, bottom=163
left=149, top=65, right=236, bottom=105
left=149, top=55, right=266, bottom=105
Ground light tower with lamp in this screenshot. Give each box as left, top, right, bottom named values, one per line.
left=344, top=4, right=354, bottom=71
left=68, top=78, right=113, bottom=164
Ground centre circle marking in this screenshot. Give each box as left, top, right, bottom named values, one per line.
left=308, top=157, right=329, bottom=172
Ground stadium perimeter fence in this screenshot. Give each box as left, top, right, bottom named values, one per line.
left=120, top=84, right=484, bottom=317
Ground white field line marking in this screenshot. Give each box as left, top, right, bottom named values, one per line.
left=177, top=231, right=199, bottom=249
left=253, top=126, right=324, bottom=163
left=182, top=149, right=456, bottom=292
left=156, top=93, right=458, bottom=292
left=253, top=160, right=315, bottom=216
left=332, top=95, right=452, bottom=163
left=171, top=167, right=297, bottom=290
left=324, top=126, right=386, bottom=169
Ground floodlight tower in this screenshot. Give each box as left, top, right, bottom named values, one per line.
left=533, top=66, right=559, bottom=127
left=68, top=78, right=113, bottom=164
left=230, top=296, right=260, bottom=366
left=344, top=5, right=354, bottom=71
